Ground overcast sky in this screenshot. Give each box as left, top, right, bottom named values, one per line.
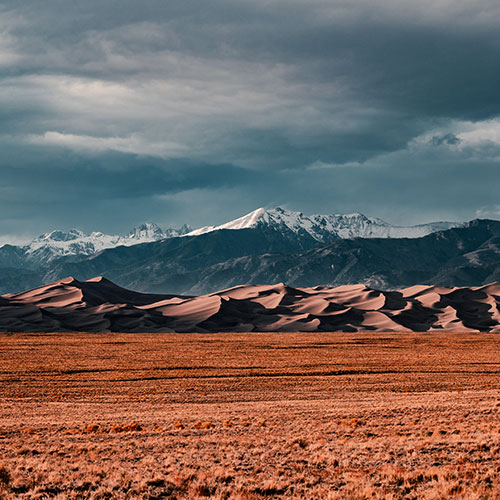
left=2, top=0, right=500, bottom=242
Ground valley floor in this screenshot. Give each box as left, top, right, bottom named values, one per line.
left=1, top=332, right=500, bottom=499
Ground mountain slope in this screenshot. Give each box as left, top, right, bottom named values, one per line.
left=182, top=219, right=500, bottom=293
left=1, top=276, right=499, bottom=332
left=43, top=225, right=322, bottom=292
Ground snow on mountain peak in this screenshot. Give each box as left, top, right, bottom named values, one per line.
left=167, top=224, right=192, bottom=237
left=128, top=222, right=165, bottom=240
left=19, top=220, right=197, bottom=265
left=36, top=229, right=85, bottom=242
left=186, top=208, right=268, bottom=235
left=186, top=207, right=459, bottom=241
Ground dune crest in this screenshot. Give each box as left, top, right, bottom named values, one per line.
left=1, top=277, right=500, bottom=333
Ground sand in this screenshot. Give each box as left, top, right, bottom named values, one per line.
left=1, top=276, right=500, bottom=332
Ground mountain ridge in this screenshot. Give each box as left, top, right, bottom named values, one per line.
left=22, top=222, right=192, bottom=265
left=0, top=207, right=458, bottom=270
left=186, top=207, right=459, bottom=241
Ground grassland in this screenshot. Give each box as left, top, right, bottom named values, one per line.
left=1, top=332, right=500, bottom=499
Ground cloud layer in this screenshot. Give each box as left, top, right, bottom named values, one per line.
left=1, top=0, right=500, bottom=237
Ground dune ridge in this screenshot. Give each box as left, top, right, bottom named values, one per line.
left=1, top=277, right=499, bottom=332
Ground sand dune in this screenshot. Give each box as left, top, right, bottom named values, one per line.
left=1, top=276, right=500, bottom=332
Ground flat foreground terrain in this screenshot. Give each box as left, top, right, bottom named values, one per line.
left=1, top=332, right=500, bottom=499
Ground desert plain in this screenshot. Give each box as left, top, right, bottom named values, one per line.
left=1, top=331, right=500, bottom=499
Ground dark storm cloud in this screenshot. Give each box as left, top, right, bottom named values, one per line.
left=0, top=145, right=252, bottom=199
left=6, top=0, right=500, bottom=122
left=0, top=143, right=261, bottom=237
left=1, top=0, right=500, bottom=239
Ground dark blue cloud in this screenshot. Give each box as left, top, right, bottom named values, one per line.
left=1, top=0, right=500, bottom=239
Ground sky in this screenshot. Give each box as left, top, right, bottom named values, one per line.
left=1, top=0, right=500, bottom=243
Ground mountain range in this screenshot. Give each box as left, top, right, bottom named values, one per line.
left=1, top=276, right=498, bottom=332
left=187, top=207, right=458, bottom=240
left=2, top=208, right=458, bottom=268
left=16, top=222, right=192, bottom=266
left=2, top=207, right=498, bottom=296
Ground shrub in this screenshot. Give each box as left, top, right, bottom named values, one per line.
left=111, top=423, right=143, bottom=432
left=83, top=424, right=100, bottom=433
left=194, top=421, right=214, bottom=429
left=0, top=466, right=10, bottom=488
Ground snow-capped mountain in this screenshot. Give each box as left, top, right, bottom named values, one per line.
left=0, top=207, right=461, bottom=295
left=22, top=223, right=191, bottom=265
left=186, top=207, right=459, bottom=241
left=2, top=208, right=459, bottom=267
left=1, top=207, right=494, bottom=296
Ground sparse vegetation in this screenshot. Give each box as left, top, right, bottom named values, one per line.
left=1, top=331, right=500, bottom=498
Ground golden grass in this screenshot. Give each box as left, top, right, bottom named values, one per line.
left=1, top=331, right=500, bottom=498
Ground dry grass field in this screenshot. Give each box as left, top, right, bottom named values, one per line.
left=1, top=332, right=500, bottom=499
